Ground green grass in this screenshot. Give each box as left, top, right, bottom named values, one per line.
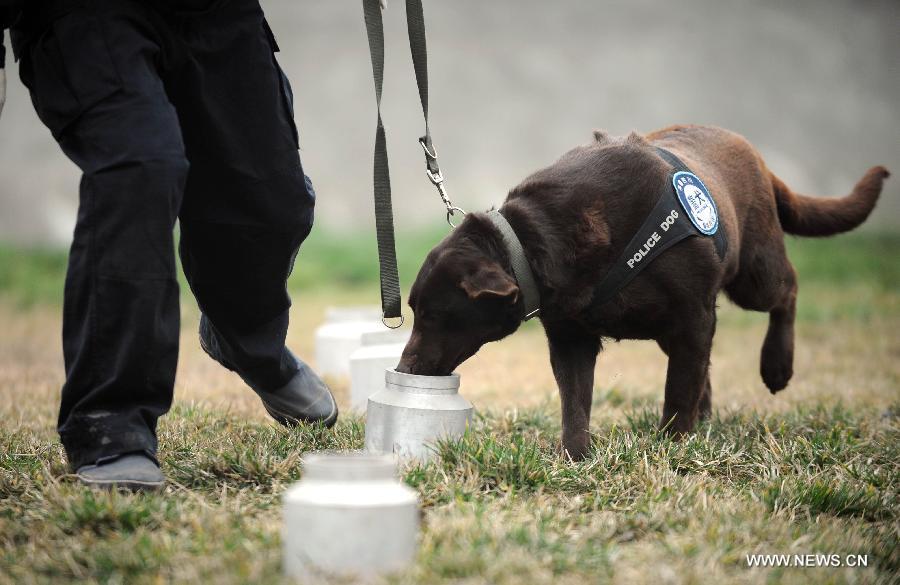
left=291, top=224, right=450, bottom=291
left=785, top=233, right=899, bottom=292
left=0, top=246, right=71, bottom=308
left=0, top=224, right=451, bottom=308
left=0, top=229, right=897, bottom=583
left=1, top=404, right=897, bottom=584
left=0, top=229, right=896, bottom=308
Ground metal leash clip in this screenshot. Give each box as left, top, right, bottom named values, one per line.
left=420, top=138, right=465, bottom=227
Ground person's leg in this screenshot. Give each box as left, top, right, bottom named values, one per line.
left=16, top=2, right=187, bottom=471
left=161, top=1, right=333, bottom=423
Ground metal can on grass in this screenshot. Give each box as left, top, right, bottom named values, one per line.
left=282, top=452, right=419, bottom=580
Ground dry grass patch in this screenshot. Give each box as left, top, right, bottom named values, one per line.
left=1, top=231, right=898, bottom=583
left=1, top=403, right=897, bottom=584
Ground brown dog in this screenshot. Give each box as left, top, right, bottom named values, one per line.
left=396, top=125, right=888, bottom=460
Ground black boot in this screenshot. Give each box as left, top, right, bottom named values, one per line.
left=76, top=452, right=165, bottom=492
left=199, top=315, right=338, bottom=428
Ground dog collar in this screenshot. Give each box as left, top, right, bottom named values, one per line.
left=486, top=210, right=541, bottom=321
left=594, top=147, right=728, bottom=305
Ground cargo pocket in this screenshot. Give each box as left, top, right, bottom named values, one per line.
left=262, top=19, right=300, bottom=149
left=18, top=11, right=121, bottom=139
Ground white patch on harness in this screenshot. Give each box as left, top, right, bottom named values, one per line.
left=673, top=171, right=718, bottom=235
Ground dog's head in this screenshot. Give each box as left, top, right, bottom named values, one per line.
left=396, top=217, right=525, bottom=376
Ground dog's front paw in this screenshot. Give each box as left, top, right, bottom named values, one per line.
left=561, top=432, right=592, bottom=462
left=659, top=410, right=696, bottom=437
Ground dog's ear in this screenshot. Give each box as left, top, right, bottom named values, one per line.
left=460, top=264, right=519, bottom=304
left=592, top=129, right=610, bottom=144
left=625, top=131, right=648, bottom=146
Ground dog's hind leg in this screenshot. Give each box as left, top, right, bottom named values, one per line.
left=725, top=243, right=798, bottom=393
left=657, top=307, right=716, bottom=435
left=546, top=321, right=600, bottom=461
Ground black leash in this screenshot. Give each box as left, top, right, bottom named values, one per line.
left=362, top=0, right=401, bottom=327
left=362, top=0, right=463, bottom=327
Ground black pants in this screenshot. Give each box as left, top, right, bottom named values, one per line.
left=14, top=0, right=315, bottom=469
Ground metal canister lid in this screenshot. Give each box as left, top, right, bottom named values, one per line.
left=385, top=369, right=460, bottom=391
left=301, top=452, right=398, bottom=482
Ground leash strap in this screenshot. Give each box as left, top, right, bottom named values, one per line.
left=486, top=210, right=541, bottom=320
left=363, top=0, right=401, bottom=323
left=406, top=0, right=464, bottom=225
left=362, top=0, right=451, bottom=324
left=405, top=0, right=436, bottom=175
left=595, top=147, right=727, bottom=305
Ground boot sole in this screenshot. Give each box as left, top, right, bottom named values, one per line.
left=77, top=476, right=165, bottom=492
left=262, top=400, right=339, bottom=429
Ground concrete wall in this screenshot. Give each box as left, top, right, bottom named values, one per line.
left=0, top=0, right=897, bottom=245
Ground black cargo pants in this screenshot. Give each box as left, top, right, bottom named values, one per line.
left=14, top=0, right=315, bottom=469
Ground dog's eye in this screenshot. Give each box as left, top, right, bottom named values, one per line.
left=417, top=307, right=443, bottom=325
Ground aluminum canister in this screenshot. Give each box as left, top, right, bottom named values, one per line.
left=282, top=452, right=419, bottom=581
left=349, top=329, right=411, bottom=412
left=314, top=307, right=386, bottom=378
left=365, top=369, right=474, bottom=460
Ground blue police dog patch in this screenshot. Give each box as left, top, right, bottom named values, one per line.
left=673, top=172, right=718, bottom=235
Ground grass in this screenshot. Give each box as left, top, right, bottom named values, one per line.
left=0, top=224, right=452, bottom=308
left=0, top=228, right=897, bottom=308
left=0, top=228, right=898, bottom=583
left=1, top=406, right=897, bottom=584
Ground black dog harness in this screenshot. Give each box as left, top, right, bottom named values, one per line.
left=594, top=147, right=727, bottom=305
left=488, top=147, right=727, bottom=321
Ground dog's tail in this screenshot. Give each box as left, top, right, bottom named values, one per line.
left=770, top=166, right=889, bottom=237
